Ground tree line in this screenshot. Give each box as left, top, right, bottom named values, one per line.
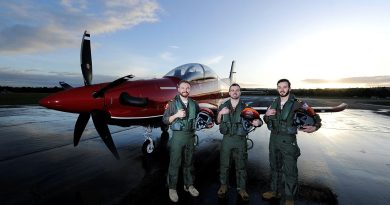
left=242, top=87, right=390, bottom=98
left=1, top=86, right=389, bottom=98
left=0, top=86, right=63, bottom=93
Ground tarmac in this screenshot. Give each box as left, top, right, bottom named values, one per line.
left=0, top=105, right=389, bottom=205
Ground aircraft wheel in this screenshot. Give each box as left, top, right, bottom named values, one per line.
left=194, top=134, right=199, bottom=146
left=247, top=138, right=254, bottom=150
left=142, top=139, right=155, bottom=155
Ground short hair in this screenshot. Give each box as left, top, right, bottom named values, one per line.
left=277, top=79, right=291, bottom=88
left=229, top=83, right=241, bottom=91
left=177, top=80, right=191, bottom=87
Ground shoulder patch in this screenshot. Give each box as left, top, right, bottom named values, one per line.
left=164, top=102, right=170, bottom=110
left=295, top=99, right=302, bottom=103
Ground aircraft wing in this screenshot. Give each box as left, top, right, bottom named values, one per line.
left=311, top=103, right=348, bottom=113
left=251, top=103, right=348, bottom=114
left=199, top=102, right=348, bottom=116
left=198, top=103, right=218, bottom=110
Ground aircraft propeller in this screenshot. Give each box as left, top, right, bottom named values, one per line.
left=81, top=31, right=92, bottom=86
left=91, top=111, right=120, bottom=159
left=72, top=30, right=120, bottom=159
left=74, top=113, right=90, bottom=146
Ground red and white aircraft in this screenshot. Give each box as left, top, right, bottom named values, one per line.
left=39, top=31, right=347, bottom=159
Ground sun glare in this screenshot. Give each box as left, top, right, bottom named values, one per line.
left=264, top=26, right=390, bottom=88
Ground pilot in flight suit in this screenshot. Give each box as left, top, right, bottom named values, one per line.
left=163, top=80, right=200, bottom=203
left=216, top=83, right=262, bottom=202
left=262, top=79, right=321, bottom=205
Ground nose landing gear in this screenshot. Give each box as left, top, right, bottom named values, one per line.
left=142, top=126, right=155, bottom=155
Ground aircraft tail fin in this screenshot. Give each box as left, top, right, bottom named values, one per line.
left=229, top=60, right=236, bottom=84
left=221, top=60, right=237, bottom=85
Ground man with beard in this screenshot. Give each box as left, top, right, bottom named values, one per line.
left=216, top=83, right=262, bottom=201
left=163, top=80, right=200, bottom=202
left=262, top=79, right=322, bottom=205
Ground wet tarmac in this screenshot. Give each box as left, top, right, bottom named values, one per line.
left=1, top=105, right=390, bottom=205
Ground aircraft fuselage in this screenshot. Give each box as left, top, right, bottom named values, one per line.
left=39, top=76, right=229, bottom=123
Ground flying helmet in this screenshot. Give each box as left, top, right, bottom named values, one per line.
left=240, top=107, right=260, bottom=120
left=240, top=108, right=260, bottom=132
left=196, top=108, right=215, bottom=130
left=293, top=108, right=316, bottom=127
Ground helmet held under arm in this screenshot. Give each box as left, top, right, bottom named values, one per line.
left=195, top=107, right=215, bottom=130
left=293, top=102, right=317, bottom=127
left=240, top=107, right=260, bottom=132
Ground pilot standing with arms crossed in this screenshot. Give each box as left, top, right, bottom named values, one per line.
left=262, top=79, right=322, bottom=205
left=163, top=80, right=200, bottom=202
left=216, top=83, right=263, bottom=201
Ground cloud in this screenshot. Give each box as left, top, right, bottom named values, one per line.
left=169, top=45, right=179, bottom=49
left=301, top=79, right=331, bottom=84
left=0, top=0, right=161, bottom=54
left=336, top=76, right=390, bottom=84
left=0, top=66, right=117, bottom=87
left=302, top=75, right=390, bottom=87
left=60, top=0, right=87, bottom=12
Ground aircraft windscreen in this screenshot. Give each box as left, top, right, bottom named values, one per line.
left=202, top=65, right=219, bottom=80
left=164, top=63, right=218, bottom=81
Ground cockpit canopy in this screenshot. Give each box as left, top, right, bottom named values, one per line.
left=164, top=63, right=219, bottom=82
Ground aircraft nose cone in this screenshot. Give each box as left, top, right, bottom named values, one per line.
left=39, top=95, right=59, bottom=109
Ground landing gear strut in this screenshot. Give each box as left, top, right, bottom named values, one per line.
left=142, top=126, right=155, bottom=155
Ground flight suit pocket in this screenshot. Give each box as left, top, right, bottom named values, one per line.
left=219, top=123, right=229, bottom=135
left=267, top=116, right=276, bottom=131
left=171, top=121, right=182, bottom=131
left=282, top=139, right=301, bottom=158
left=236, top=124, right=247, bottom=136
left=220, top=114, right=230, bottom=135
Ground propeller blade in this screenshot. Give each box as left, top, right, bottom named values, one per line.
left=59, top=81, right=73, bottom=90
left=81, top=30, right=92, bottom=86
left=74, top=113, right=91, bottom=146
left=91, top=111, right=120, bottom=159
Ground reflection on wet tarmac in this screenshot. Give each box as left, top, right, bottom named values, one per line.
left=0, top=106, right=389, bottom=204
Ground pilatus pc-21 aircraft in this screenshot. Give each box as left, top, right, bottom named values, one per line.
left=39, top=31, right=347, bottom=159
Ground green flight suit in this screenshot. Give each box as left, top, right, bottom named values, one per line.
left=163, top=95, right=199, bottom=189
left=218, top=99, right=249, bottom=190
left=263, top=94, right=322, bottom=200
